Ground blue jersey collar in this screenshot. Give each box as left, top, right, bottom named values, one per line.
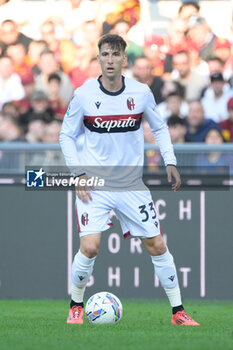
left=97, top=75, right=125, bottom=96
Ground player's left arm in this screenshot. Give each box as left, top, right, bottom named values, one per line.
left=143, top=87, right=181, bottom=191
left=166, top=165, right=181, bottom=192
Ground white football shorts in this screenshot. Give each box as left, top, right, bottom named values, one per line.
left=75, top=190, right=161, bottom=239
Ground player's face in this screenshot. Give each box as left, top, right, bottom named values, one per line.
left=97, top=44, right=126, bottom=81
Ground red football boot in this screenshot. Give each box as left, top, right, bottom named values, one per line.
left=67, top=305, right=84, bottom=324
left=172, top=310, right=199, bottom=326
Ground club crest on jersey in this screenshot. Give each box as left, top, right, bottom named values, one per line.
left=81, top=212, right=89, bottom=226
left=127, top=97, right=135, bottom=111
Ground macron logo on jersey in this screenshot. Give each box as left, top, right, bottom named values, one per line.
left=84, top=113, right=143, bottom=133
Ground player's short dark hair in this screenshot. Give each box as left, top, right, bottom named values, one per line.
left=167, top=115, right=185, bottom=127
left=48, top=73, right=61, bottom=83
left=98, top=34, right=127, bottom=52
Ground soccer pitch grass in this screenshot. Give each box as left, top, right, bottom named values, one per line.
left=0, top=300, right=232, bottom=350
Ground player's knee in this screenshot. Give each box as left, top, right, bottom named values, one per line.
left=81, top=243, right=99, bottom=258
left=152, top=236, right=167, bottom=256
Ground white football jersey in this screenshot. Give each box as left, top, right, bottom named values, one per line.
left=60, top=76, right=176, bottom=180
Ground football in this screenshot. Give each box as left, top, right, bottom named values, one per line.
left=85, top=291, right=123, bottom=325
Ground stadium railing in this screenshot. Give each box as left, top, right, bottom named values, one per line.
left=0, top=143, right=233, bottom=187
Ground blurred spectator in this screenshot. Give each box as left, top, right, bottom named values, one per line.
left=86, top=58, right=102, bottom=80
left=0, top=112, right=25, bottom=169
left=172, top=50, right=208, bottom=101
left=36, top=49, right=73, bottom=103
left=206, top=56, right=224, bottom=76
left=25, top=117, right=46, bottom=143
left=167, top=115, right=186, bottom=143
left=28, top=40, right=48, bottom=76
left=185, top=100, right=220, bottom=142
left=6, top=42, right=32, bottom=78
left=219, top=97, right=233, bottom=142
left=29, top=120, right=65, bottom=166
left=43, top=120, right=62, bottom=143
left=61, top=0, right=99, bottom=37
left=165, top=17, right=190, bottom=53
left=15, top=71, right=35, bottom=116
left=19, top=90, right=54, bottom=129
left=103, top=0, right=140, bottom=35
left=214, top=38, right=232, bottom=66
left=111, top=19, right=144, bottom=66
left=0, top=113, right=24, bottom=142
left=0, top=19, right=32, bottom=54
left=195, top=128, right=233, bottom=173
left=47, top=73, right=67, bottom=120
left=201, top=73, right=233, bottom=122
left=69, top=30, right=92, bottom=88
left=144, top=34, right=165, bottom=76
left=2, top=101, right=20, bottom=119
left=142, top=120, right=160, bottom=170
left=160, top=80, right=184, bottom=101
left=0, top=0, right=9, bottom=6
left=186, top=14, right=217, bottom=61
left=0, top=41, right=3, bottom=56
left=0, top=55, right=25, bottom=109
left=158, top=92, right=188, bottom=121
left=73, top=29, right=94, bottom=69
left=163, top=17, right=196, bottom=76
left=214, top=38, right=233, bottom=80
left=78, top=20, right=100, bottom=50
left=132, top=56, right=163, bottom=104
left=188, top=45, right=209, bottom=78
left=178, top=1, right=200, bottom=22
left=40, top=20, right=76, bottom=74
left=69, top=66, right=89, bottom=90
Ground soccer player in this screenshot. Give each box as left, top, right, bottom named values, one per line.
left=60, top=34, right=199, bottom=326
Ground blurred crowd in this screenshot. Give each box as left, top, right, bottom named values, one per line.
left=0, top=0, right=233, bottom=152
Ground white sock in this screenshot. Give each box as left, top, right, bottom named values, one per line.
left=72, top=250, right=96, bottom=302
left=151, top=249, right=182, bottom=307
left=71, top=284, right=86, bottom=303
left=164, top=286, right=182, bottom=307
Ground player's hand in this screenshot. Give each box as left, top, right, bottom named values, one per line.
left=75, top=174, right=95, bottom=203
left=166, top=165, right=181, bottom=192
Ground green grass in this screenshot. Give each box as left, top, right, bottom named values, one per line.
left=0, top=300, right=232, bottom=350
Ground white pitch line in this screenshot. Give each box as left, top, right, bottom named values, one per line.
left=67, top=191, right=73, bottom=295
left=200, top=191, right=206, bottom=297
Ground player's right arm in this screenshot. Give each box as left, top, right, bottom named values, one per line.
left=60, top=93, right=93, bottom=202
left=60, top=93, right=84, bottom=169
